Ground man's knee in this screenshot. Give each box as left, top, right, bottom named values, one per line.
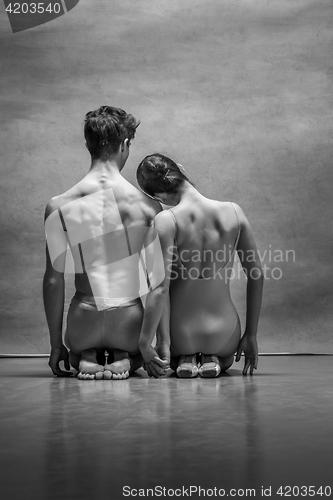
left=69, top=350, right=81, bottom=371
left=130, top=353, right=143, bottom=373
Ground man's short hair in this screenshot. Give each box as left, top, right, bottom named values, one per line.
left=84, top=106, right=140, bottom=159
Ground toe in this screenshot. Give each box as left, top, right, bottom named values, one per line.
left=77, top=373, right=83, bottom=379
left=87, top=374, right=95, bottom=380
left=95, top=371, right=104, bottom=380
left=103, top=370, right=112, bottom=380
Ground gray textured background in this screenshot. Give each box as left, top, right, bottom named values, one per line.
left=0, top=0, right=332, bottom=353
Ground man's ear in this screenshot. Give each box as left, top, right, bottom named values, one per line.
left=177, top=163, right=186, bottom=175
left=121, top=138, right=130, bottom=152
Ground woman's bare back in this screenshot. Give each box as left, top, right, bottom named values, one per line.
left=167, top=198, right=241, bottom=356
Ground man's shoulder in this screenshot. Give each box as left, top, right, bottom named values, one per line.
left=141, top=194, right=162, bottom=214
left=131, top=188, right=162, bottom=215
left=44, top=191, right=75, bottom=220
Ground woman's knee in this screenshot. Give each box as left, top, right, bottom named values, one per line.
left=219, top=354, right=234, bottom=372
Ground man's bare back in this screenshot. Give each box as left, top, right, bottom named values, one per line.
left=46, top=172, right=161, bottom=300
left=43, top=106, right=167, bottom=380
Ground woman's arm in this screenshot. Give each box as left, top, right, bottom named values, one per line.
left=155, top=293, right=171, bottom=362
left=138, top=211, right=175, bottom=376
left=233, top=204, right=264, bottom=375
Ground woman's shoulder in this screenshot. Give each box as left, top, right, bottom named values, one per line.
left=152, top=209, right=177, bottom=237
left=155, top=209, right=176, bottom=226
left=211, top=200, right=245, bottom=215
left=204, top=200, right=248, bottom=233
left=205, top=199, right=242, bottom=216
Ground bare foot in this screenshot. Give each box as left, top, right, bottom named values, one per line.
left=104, top=349, right=131, bottom=380
left=77, top=349, right=104, bottom=380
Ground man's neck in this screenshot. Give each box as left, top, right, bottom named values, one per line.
left=88, top=157, right=123, bottom=178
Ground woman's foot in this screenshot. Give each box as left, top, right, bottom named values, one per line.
left=104, top=349, right=131, bottom=380
left=176, top=354, right=199, bottom=378
left=198, top=354, right=221, bottom=378
left=77, top=349, right=105, bottom=380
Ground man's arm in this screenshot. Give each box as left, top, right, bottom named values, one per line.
left=234, top=204, right=264, bottom=375
left=43, top=200, right=72, bottom=377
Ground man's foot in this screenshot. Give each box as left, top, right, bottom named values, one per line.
left=104, top=349, right=131, bottom=380
left=198, top=354, right=221, bottom=378
left=176, top=354, right=199, bottom=378
left=77, top=349, right=105, bottom=380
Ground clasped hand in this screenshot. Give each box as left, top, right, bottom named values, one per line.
left=140, top=344, right=170, bottom=378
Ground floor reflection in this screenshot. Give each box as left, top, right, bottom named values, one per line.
left=43, top=370, right=263, bottom=496
left=1, top=357, right=331, bottom=500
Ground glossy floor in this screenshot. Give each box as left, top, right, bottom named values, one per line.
left=0, top=356, right=332, bottom=500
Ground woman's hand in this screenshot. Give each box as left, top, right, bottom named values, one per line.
left=140, top=343, right=170, bottom=378
left=235, top=332, right=258, bottom=375
left=155, top=342, right=171, bottom=366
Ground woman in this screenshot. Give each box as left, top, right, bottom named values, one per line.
left=137, top=154, right=263, bottom=378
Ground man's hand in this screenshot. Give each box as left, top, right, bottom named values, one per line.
left=49, top=344, right=73, bottom=377
left=140, top=344, right=169, bottom=378
left=235, top=332, right=258, bottom=375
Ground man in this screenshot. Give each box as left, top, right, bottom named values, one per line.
left=43, top=106, right=169, bottom=379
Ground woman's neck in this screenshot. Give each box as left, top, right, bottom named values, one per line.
left=179, top=182, right=204, bottom=202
